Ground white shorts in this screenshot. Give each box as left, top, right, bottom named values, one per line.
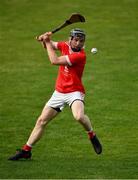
left=46, top=90, right=85, bottom=112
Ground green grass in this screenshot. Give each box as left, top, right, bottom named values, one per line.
left=0, top=0, right=138, bottom=179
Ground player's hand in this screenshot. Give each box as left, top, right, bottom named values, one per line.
left=36, top=32, right=52, bottom=42
left=42, top=32, right=52, bottom=42
left=36, top=35, right=43, bottom=41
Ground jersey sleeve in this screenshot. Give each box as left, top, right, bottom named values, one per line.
left=57, top=42, right=86, bottom=66
left=66, top=52, right=86, bottom=66
left=57, top=41, right=65, bottom=51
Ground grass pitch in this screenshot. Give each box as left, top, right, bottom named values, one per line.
left=0, top=0, right=138, bottom=179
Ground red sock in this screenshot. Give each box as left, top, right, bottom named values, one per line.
left=22, top=144, right=32, bottom=151
left=88, top=131, right=95, bottom=139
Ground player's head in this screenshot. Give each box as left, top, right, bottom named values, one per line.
left=69, top=28, right=85, bottom=52
left=70, top=28, right=86, bottom=40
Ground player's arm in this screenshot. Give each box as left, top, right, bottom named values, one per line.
left=46, top=41, right=70, bottom=65
left=37, top=33, right=58, bottom=50
left=42, top=32, right=71, bottom=66
left=51, top=41, right=58, bottom=50
left=40, top=40, right=58, bottom=49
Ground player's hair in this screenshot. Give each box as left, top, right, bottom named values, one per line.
left=70, top=28, right=86, bottom=39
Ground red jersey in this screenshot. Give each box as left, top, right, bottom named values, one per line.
left=55, top=41, right=86, bottom=94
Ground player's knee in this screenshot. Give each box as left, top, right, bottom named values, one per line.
left=74, top=113, right=84, bottom=122
left=36, top=116, right=48, bottom=127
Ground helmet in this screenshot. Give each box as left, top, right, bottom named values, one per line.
left=70, top=28, right=86, bottom=39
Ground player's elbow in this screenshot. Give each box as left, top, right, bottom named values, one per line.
left=50, top=60, right=57, bottom=65
left=50, top=58, right=58, bottom=65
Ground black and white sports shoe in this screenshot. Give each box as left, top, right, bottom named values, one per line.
left=91, top=135, right=102, bottom=154
left=8, top=149, right=32, bottom=160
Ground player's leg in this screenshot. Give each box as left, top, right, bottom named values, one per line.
left=26, top=106, right=59, bottom=146
left=8, top=106, right=59, bottom=160
left=71, top=100, right=102, bottom=154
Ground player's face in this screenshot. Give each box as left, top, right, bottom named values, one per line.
left=70, top=36, right=85, bottom=52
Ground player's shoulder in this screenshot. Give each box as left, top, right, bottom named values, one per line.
left=58, top=41, right=68, bottom=46
left=57, top=41, right=69, bottom=49
left=79, top=49, right=86, bottom=58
